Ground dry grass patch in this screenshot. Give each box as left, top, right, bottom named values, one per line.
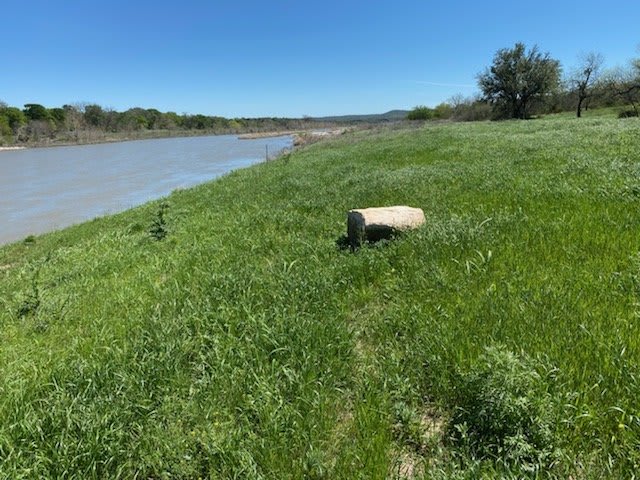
left=392, top=450, right=426, bottom=479
left=390, top=407, right=447, bottom=478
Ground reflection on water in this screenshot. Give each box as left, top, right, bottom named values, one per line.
left=0, top=134, right=292, bottom=245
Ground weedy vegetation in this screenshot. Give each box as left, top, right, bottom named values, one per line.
left=148, top=201, right=170, bottom=241
left=0, top=111, right=639, bottom=478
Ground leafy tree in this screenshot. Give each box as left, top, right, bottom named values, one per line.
left=49, top=107, right=67, bottom=129
left=478, top=43, right=561, bottom=119
left=228, top=119, right=243, bottom=131
left=115, top=109, right=148, bottom=131
left=84, top=104, right=106, bottom=127
left=123, top=108, right=151, bottom=130
left=407, top=105, right=434, bottom=120
left=433, top=102, right=453, bottom=119
left=163, top=111, right=183, bottom=129
left=23, top=103, right=51, bottom=121
left=144, top=108, right=162, bottom=129
left=568, top=52, right=604, bottom=118
left=1, top=106, right=27, bottom=134
left=183, top=114, right=213, bottom=130
left=0, top=115, right=11, bottom=143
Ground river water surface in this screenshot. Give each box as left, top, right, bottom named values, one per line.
left=0, top=134, right=292, bottom=245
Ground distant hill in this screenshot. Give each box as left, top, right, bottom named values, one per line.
left=312, top=110, right=409, bottom=123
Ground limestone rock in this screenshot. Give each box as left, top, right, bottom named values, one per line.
left=347, top=206, right=425, bottom=246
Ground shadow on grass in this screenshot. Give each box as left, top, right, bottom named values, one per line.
left=335, top=234, right=353, bottom=251
left=335, top=234, right=398, bottom=252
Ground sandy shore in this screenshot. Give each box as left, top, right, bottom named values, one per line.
left=239, top=128, right=350, bottom=147
left=237, top=131, right=296, bottom=140
left=0, top=146, right=26, bottom=151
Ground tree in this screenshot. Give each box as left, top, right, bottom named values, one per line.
left=162, top=111, right=183, bottom=129
left=569, top=52, right=604, bottom=117
left=83, top=104, right=106, bottom=127
left=620, top=56, right=640, bottom=115
left=603, top=62, right=640, bottom=116
left=1, top=106, right=27, bottom=134
left=49, top=107, right=67, bottom=130
left=478, top=43, right=561, bottom=119
left=23, top=103, right=51, bottom=121
left=433, top=102, right=453, bottom=119
left=447, top=94, right=492, bottom=121
left=407, top=105, right=434, bottom=120
left=62, top=104, right=86, bottom=133
left=0, top=115, right=11, bottom=144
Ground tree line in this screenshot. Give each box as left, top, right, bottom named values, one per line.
left=0, top=103, right=320, bottom=146
left=408, top=43, right=640, bottom=121
left=5, top=43, right=638, bottom=146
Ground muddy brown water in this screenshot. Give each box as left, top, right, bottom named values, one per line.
left=0, top=134, right=292, bottom=246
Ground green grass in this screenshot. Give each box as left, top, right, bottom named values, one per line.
left=1, top=112, right=640, bottom=478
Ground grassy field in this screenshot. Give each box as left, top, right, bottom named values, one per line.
left=1, top=112, right=639, bottom=478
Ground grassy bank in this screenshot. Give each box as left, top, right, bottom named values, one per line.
left=1, top=113, right=639, bottom=478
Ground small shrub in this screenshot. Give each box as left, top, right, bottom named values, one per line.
left=149, top=202, right=169, bottom=240
left=448, top=346, right=559, bottom=472
left=452, top=101, right=492, bottom=122
left=407, top=106, right=435, bottom=121
left=618, top=109, right=639, bottom=118
left=433, top=102, right=453, bottom=119
left=126, top=222, right=145, bottom=234
left=16, top=289, right=40, bottom=318
left=16, top=268, right=41, bottom=318
left=393, top=401, right=425, bottom=451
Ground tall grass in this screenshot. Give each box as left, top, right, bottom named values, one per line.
left=1, top=112, right=639, bottom=478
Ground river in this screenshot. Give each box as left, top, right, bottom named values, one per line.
left=0, top=134, right=292, bottom=245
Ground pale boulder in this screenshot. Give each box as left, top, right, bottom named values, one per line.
left=347, top=206, right=425, bottom=246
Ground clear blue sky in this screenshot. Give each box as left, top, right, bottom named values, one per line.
left=2, top=0, right=639, bottom=117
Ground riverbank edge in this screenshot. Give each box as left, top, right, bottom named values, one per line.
left=0, top=129, right=298, bottom=152
left=0, top=146, right=26, bottom=151
left=0, top=127, right=355, bottom=152
left=241, top=128, right=355, bottom=147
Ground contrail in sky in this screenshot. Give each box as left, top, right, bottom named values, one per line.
left=415, top=81, right=475, bottom=88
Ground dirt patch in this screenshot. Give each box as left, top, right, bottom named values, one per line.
left=393, top=450, right=426, bottom=479
left=292, top=128, right=350, bottom=147
left=418, top=411, right=446, bottom=444
left=390, top=409, right=447, bottom=478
